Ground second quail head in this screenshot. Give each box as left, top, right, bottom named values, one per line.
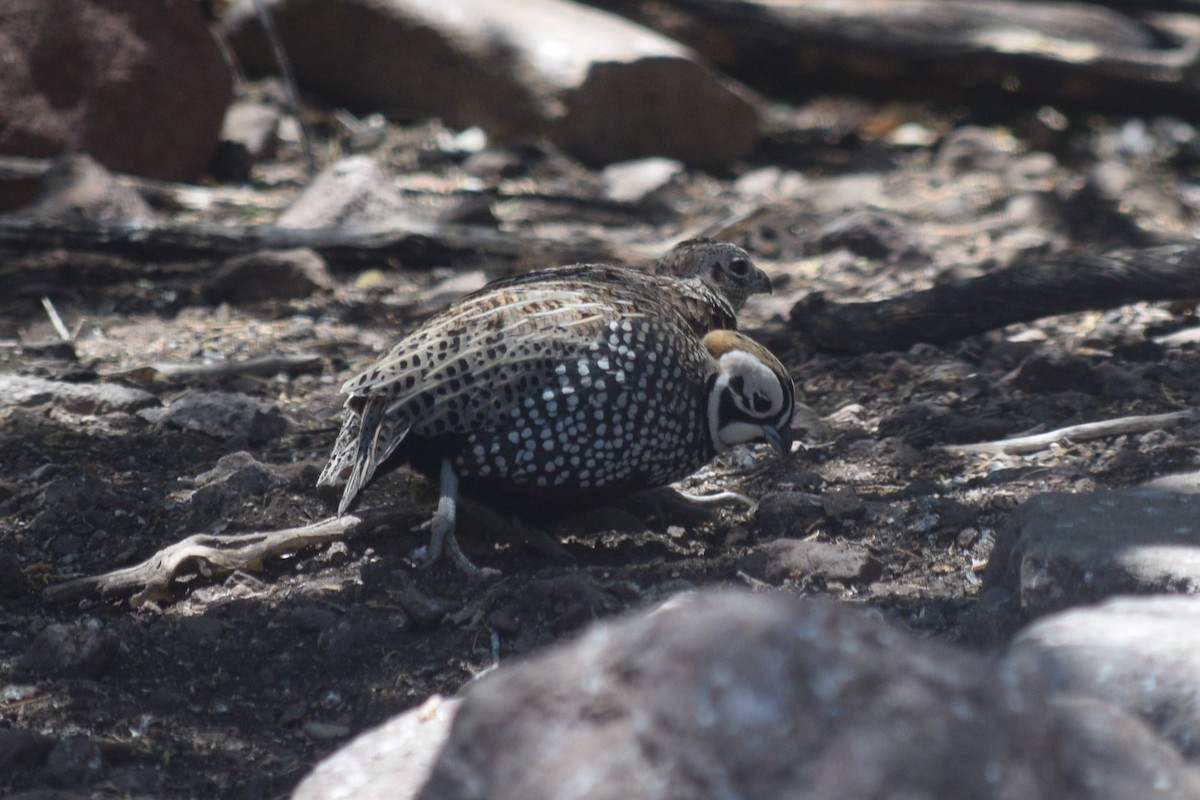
left=653, top=237, right=772, bottom=312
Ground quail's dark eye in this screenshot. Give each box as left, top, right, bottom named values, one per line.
left=752, top=393, right=771, bottom=413
left=729, top=258, right=751, bottom=277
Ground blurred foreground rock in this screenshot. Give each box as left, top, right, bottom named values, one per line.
left=1008, top=595, right=1200, bottom=760
left=0, top=0, right=232, bottom=180
left=222, top=0, right=758, bottom=167
left=293, top=590, right=1200, bottom=800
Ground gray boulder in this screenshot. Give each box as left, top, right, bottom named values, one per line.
left=983, top=488, right=1200, bottom=617
left=222, top=0, right=758, bottom=168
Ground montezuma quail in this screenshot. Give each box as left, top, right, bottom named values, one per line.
left=318, top=240, right=791, bottom=574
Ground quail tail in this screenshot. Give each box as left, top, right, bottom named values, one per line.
left=316, top=415, right=360, bottom=489
left=323, top=398, right=411, bottom=516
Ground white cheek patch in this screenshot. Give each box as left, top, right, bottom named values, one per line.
left=717, top=420, right=768, bottom=449
left=721, top=351, right=783, bottom=416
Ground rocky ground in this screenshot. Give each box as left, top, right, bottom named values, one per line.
left=4, top=88, right=1200, bottom=798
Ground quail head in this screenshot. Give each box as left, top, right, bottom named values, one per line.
left=652, top=237, right=772, bottom=313
left=318, top=253, right=791, bottom=575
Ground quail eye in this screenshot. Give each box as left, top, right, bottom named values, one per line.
left=729, top=258, right=751, bottom=277
left=752, top=393, right=772, bottom=413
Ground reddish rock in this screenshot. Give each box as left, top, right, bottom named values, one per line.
left=0, top=0, right=233, bottom=180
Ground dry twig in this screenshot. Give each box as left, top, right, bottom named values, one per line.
left=40, top=296, right=72, bottom=342
left=942, top=410, right=1198, bottom=455
left=110, top=353, right=324, bottom=383
left=44, top=506, right=408, bottom=607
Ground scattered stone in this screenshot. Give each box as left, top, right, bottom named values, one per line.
left=316, top=614, right=409, bottom=660
left=14, top=339, right=78, bottom=361
left=809, top=209, right=921, bottom=261
left=304, top=721, right=352, bottom=741
left=1007, top=595, right=1200, bottom=758
left=276, top=156, right=418, bottom=229
left=1008, top=347, right=1106, bottom=394
left=820, top=485, right=866, bottom=522
left=752, top=491, right=824, bottom=539
left=0, top=552, right=28, bottom=597
left=0, top=729, right=54, bottom=771
left=436, top=195, right=499, bottom=227
left=176, top=616, right=224, bottom=645
left=44, top=736, right=106, bottom=788
left=292, top=697, right=461, bottom=800
left=19, top=153, right=156, bottom=224
left=223, top=0, right=759, bottom=167
left=16, top=624, right=118, bottom=680
left=785, top=399, right=828, bottom=442
left=203, top=248, right=335, bottom=304
left=934, top=126, right=1020, bottom=176
left=396, top=583, right=454, bottom=629
left=208, top=139, right=254, bottom=184
left=878, top=402, right=1014, bottom=445
left=957, top=527, right=982, bottom=549
left=601, top=157, right=685, bottom=205
left=220, top=98, right=281, bottom=161
left=0, top=0, right=232, bottom=180
left=1140, top=469, right=1200, bottom=494
left=213, top=97, right=284, bottom=180
left=754, top=539, right=882, bottom=584
left=0, top=375, right=157, bottom=415
left=290, top=605, right=340, bottom=634
left=510, top=573, right=625, bottom=635
left=462, top=147, right=528, bottom=179
left=732, top=165, right=809, bottom=198
left=419, top=270, right=490, bottom=307
left=191, top=451, right=284, bottom=492
left=184, top=453, right=288, bottom=527
left=32, top=473, right=123, bottom=541
left=983, top=487, right=1200, bottom=617
left=153, top=391, right=288, bottom=445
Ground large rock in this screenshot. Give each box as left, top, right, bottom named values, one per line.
left=983, top=487, right=1200, bottom=618
left=291, top=590, right=1200, bottom=799
left=1008, top=596, right=1200, bottom=759
left=0, top=0, right=232, bottom=180
left=221, top=0, right=758, bottom=168
left=0, top=374, right=158, bottom=415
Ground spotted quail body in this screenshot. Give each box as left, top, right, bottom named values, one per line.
left=319, top=242, right=790, bottom=574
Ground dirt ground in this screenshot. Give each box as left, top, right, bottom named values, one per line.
left=4, top=93, right=1200, bottom=799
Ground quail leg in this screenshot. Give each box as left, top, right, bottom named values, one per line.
left=416, top=459, right=482, bottom=578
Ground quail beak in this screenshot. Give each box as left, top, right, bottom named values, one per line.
left=762, top=424, right=790, bottom=456
left=750, top=269, right=773, bottom=295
